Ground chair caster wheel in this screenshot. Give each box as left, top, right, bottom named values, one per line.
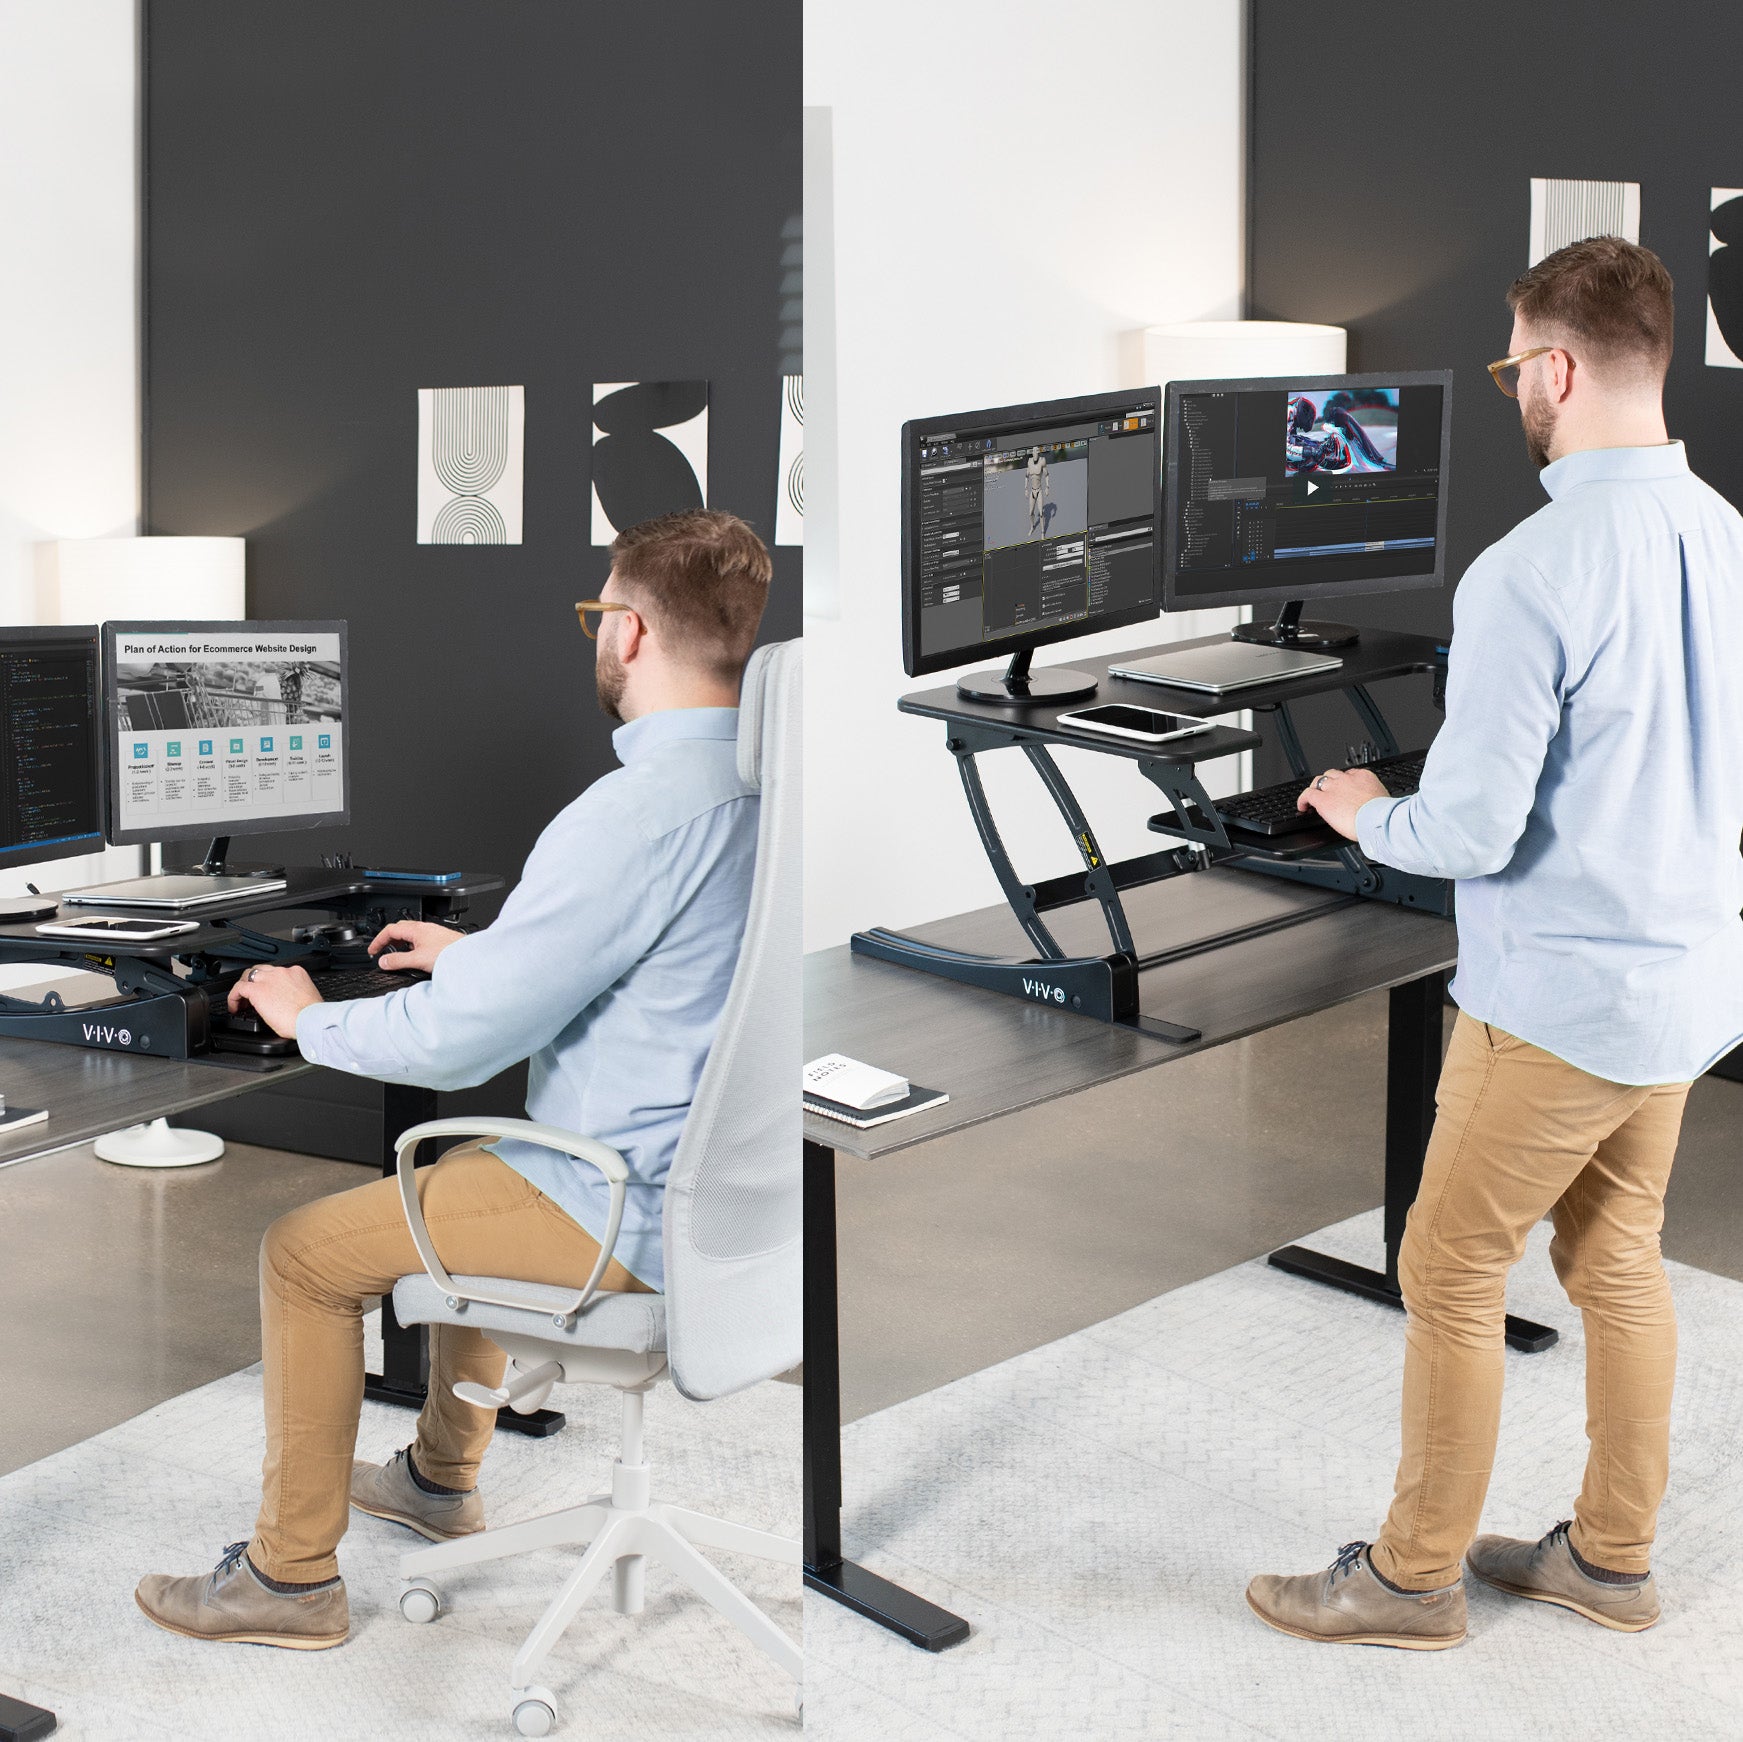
left=399, top=1580, right=442, bottom=1624
left=512, top=1687, right=558, bottom=1736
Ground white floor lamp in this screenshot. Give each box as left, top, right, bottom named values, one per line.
left=57, top=535, right=248, bottom=1170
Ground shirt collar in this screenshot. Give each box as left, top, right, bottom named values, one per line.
left=612, top=705, right=739, bottom=764
left=1540, top=439, right=1689, bottom=500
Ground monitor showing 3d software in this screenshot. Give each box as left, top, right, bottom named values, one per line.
left=1162, top=371, right=1452, bottom=632
left=0, top=625, right=105, bottom=872
left=102, top=621, right=349, bottom=846
left=902, top=387, right=1163, bottom=696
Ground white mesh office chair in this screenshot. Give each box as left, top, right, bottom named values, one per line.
left=386, top=640, right=802, bottom=1737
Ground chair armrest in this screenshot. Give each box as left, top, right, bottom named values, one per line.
left=393, top=1117, right=633, bottom=1323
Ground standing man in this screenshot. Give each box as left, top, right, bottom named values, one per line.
left=134, top=509, right=773, bottom=1649
left=1248, top=238, right=1743, bottom=1649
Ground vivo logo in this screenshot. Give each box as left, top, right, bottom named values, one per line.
left=1021, top=976, right=1067, bottom=1005
left=82, top=1024, right=134, bottom=1048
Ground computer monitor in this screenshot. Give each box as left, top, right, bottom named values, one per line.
left=0, top=625, right=106, bottom=885
left=1162, top=370, right=1452, bottom=649
left=902, top=387, right=1163, bottom=703
left=102, top=620, right=349, bottom=863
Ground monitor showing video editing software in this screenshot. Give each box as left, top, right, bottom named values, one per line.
left=902, top=388, right=1163, bottom=678
left=1162, top=371, right=1452, bottom=614
left=102, top=620, right=349, bottom=846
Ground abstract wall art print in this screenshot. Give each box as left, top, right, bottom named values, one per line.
left=416, top=385, right=525, bottom=544
left=1707, top=189, right=1743, bottom=369
left=776, top=374, right=803, bottom=546
left=1527, top=178, right=1640, bottom=268
left=591, top=381, right=709, bottom=544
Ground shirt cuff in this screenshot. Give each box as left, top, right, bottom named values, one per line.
left=1355, top=794, right=1406, bottom=865
left=294, top=999, right=345, bottom=1065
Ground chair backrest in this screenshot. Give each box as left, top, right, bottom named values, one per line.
left=662, top=638, right=801, bottom=1400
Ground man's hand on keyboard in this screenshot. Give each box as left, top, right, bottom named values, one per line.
left=1297, top=766, right=1390, bottom=840
left=367, top=920, right=466, bottom=973
left=228, top=964, right=324, bottom=1038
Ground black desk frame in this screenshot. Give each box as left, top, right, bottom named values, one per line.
left=813, top=632, right=1557, bottom=1655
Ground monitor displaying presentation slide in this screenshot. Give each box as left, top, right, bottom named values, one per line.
left=902, top=387, right=1163, bottom=676
left=103, top=621, right=349, bottom=845
left=1162, top=370, right=1452, bottom=612
left=0, top=625, right=105, bottom=872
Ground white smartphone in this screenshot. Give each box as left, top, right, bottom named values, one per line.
left=35, top=917, right=202, bottom=942
left=1054, top=703, right=1215, bottom=745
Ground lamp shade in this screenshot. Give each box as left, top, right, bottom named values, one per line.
left=1141, top=319, right=1348, bottom=387
left=55, top=536, right=246, bottom=623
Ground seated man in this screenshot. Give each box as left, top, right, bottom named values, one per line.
left=136, top=508, right=773, bottom=1649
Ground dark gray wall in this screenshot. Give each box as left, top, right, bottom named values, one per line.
left=1248, top=0, right=1743, bottom=776
left=145, top=1, right=799, bottom=1154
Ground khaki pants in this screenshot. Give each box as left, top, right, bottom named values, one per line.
left=250, top=1142, right=652, bottom=1584
left=1369, top=1014, right=1690, bottom=1591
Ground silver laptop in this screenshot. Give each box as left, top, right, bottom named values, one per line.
left=62, top=874, right=289, bottom=910
left=1109, top=640, right=1343, bottom=695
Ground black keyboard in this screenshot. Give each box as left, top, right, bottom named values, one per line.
left=1214, top=749, right=1430, bottom=838
left=206, top=960, right=429, bottom=1048
left=307, top=963, right=428, bottom=1001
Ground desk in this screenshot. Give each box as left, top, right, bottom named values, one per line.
left=803, top=867, right=1521, bottom=1650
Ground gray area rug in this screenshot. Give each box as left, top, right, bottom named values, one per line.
left=807, top=1210, right=1743, bottom=1740
left=0, top=1314, right=800, bottom=1740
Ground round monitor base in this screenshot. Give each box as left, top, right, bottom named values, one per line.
left=0, top=896, right=60, bottom=923
left=1231, top=619, right=1360, bottom=652
left=955, top=666, right=1098, bottom=705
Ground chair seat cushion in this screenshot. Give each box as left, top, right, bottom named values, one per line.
left=392, top=1273, right=667, bottom=1355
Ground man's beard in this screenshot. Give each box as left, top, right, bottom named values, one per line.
left=1520, top=382, right=1557, bottom=470
left=595, top=637, right=627, bottom=720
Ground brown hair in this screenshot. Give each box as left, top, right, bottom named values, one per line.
left=1506, top=236, right=1675, bottom=382
left=608, top=509, right=772, bottom=682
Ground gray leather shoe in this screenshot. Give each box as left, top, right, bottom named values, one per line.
left=1466, top=1520, right=1659, bottom=1631
left=135, top=1541, right=348, bottom=1649
left=351, top=1446, right=484, bottom=1542
left=1247, top=1540, right=1467, bottom=1649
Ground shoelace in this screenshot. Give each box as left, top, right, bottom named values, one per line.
left=1547, top=1519, right=1574, bottom=1549
left=1329, top=1540, right=1369, bottom=1584
left=207, top=1540, right=251, bottom=1594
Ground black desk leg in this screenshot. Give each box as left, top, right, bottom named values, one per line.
left=1268, top=975, right=1559, bottom=1354
left=803, top=1139, right=970, bottom=1651
left=361, top=1083, right=567, bottom=1438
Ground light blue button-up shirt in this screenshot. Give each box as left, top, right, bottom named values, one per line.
left=295, top=707, right=757, bottom=1287
left=1358, top=441, right=1743, bottom=1085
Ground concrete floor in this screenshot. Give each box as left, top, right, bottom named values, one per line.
left=834, top=990, right=1743, bottom=1422
left=0, top=1139, right=366, bottom=1476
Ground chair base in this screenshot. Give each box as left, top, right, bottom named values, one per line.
left=397, top=1388, right=800, bottom=1733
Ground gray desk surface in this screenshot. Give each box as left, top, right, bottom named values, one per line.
left=0, top=1037, right=309, bottom=1166
left=804, top=868, right=1458, bottom=1161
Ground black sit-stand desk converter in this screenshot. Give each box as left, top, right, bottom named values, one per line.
left=809, top=629, right=1554, bottom=1654
left=0, top=867, right=568, bottom=1440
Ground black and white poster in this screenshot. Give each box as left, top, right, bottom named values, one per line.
left=416, top=385, right=525, bottom=544
left=1707, top=188, right=1743, bottom=369
left=591, top=381, right=709, bottom=544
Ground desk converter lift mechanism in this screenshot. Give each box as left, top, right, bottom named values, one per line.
left=848, top=651, right=1558, bottom=1358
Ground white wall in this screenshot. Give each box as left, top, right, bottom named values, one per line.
left=0, top=0, right=142, bottom=977
left=803, top=0, right=1249, bottom=949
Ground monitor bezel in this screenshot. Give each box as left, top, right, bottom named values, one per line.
left=102, top=618, right=351, bottom=846
left=1160, top=369, right=1454, bottom=615
left=901, top=385, right=1165, bottom=680
left=0, top=623, right=108, bottom=873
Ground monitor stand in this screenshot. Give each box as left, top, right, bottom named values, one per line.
left=955, top=647, right=1097, bottom=706
left=1231, top=599, right=1360, bottom=653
